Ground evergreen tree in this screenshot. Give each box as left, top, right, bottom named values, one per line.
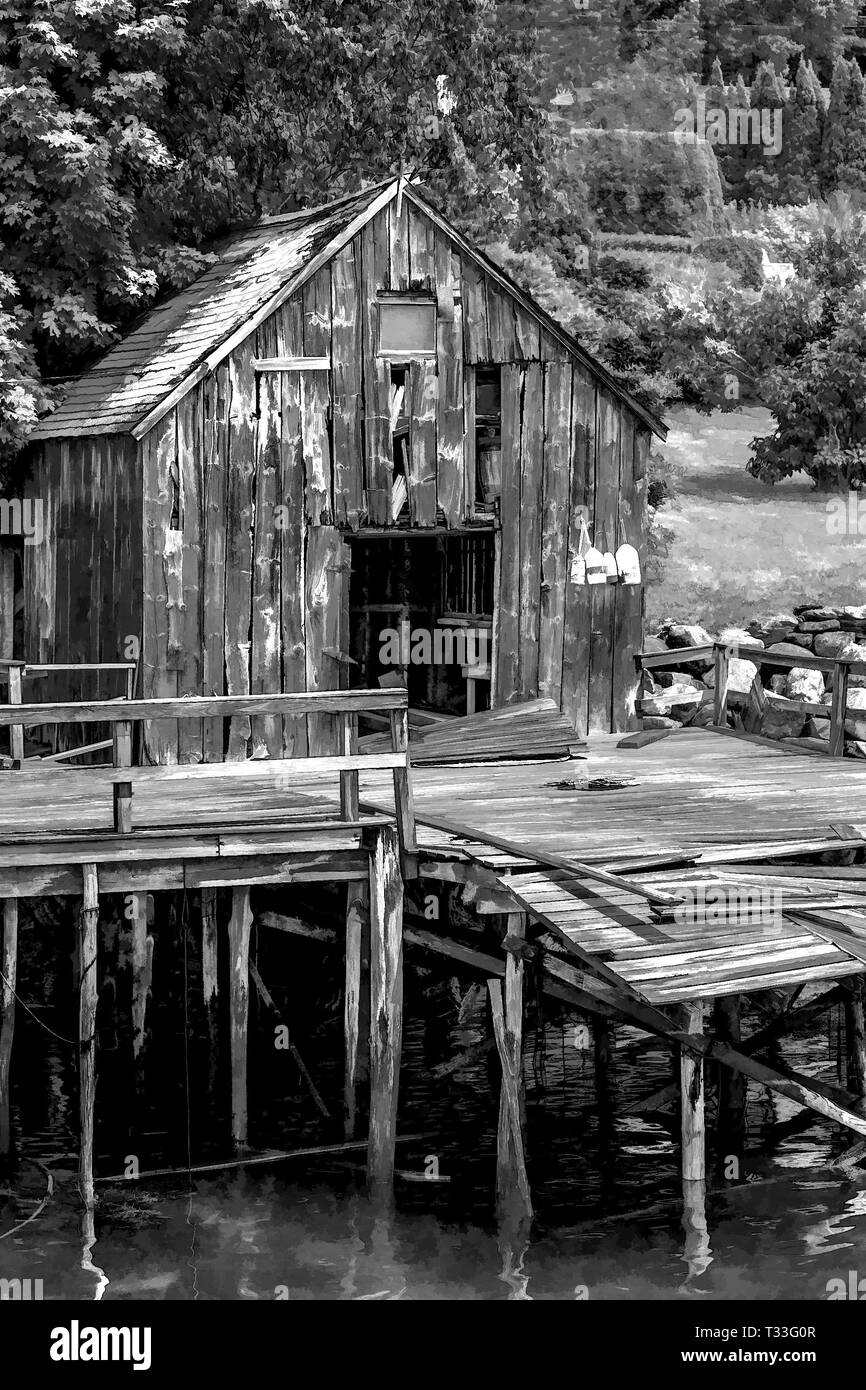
left=775, top=58, right=825, bottom=204
left=821, top=55, right=866, bottom=193
left=742, top=61, right=787, bottom=203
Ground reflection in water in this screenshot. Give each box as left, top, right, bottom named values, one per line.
left=680, top=1179, right=712, bottom=1290
left=80, top=1205, right=109, bottom=1301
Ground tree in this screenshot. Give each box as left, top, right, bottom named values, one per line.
left=821, top=54, right=866, bottom=193
left=774, top=58, right=825, bottom=204
left=741, top=61, right=787, bottom=203
left=0, top=0, right=545, bottom=476
left=728, top=215, right=866, bottom=488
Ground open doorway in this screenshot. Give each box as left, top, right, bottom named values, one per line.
left=347, top=530, right=495, bottom=725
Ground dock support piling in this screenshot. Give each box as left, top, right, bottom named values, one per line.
left=680, top=1000, right=706, bottom=1182
left=201, top=887, right=219, bottom=1083
left=79, top=863, right=99, bottom=1208
left=366, top=826, right=403, bottom=1203
left=344, top=880, right=368, bottom=1139
left=228, top=886, right=252, bottom=1149
left=489, top=911, right=532, bottom=1222
left=714, top=994, right=746, bottom=1168
left=0, top=898, right=18, bottom=1163
left=845, top=978, right=866, bottom=1098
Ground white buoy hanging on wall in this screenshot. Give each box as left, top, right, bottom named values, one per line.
left=616, top=542, right=642, bottom=585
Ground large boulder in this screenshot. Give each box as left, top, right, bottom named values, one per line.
left=704, top=656, right=760, bottom=700
left=749, top=612, right=798, bottom=646
left=665, top=623, right=713, bottom=650
left=717, top=625, right=764, bottom=652
left=814, top=630, right=854, bottom=659
left=844, top=687, right=866, bottom=740
left=643, top=634, right=668, bottom=655
left=795, top=606, right=843, bottom=623
left=642, top=715, right=681, bottom=730
left=786, top=667, right=824, bottom=702
left=797, top=618, right=840, bottom=633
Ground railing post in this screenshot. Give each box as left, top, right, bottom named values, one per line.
left=339, top=712, right=359, bottom=821
left=830, top=659, right=849, bottom=758
left=713, top=643, right=729, bottom=728
left=389, top=703, right=418, bottom=872
left=8, top=664, right=23, bottom=765
left=112, top=718, right=134, bottom=832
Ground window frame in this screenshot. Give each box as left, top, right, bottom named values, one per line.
left=376, top=294, right=437, bottom=360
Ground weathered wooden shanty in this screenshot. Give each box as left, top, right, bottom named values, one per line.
left=21, top=177, right=665, bottom=756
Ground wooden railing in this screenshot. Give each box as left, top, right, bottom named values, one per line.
left=0, top=659, right=137, bottom=762
left=637, top=641, right=866, bottom=758
left=0, top=687, right=417, bottom=855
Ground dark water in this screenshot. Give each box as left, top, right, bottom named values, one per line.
left=2, top=894, right=866, bottom=1302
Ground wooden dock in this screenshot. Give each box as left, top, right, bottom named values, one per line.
left=3, top=711, right=866, bottom=1226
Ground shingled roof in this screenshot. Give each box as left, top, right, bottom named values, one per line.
left=28, top=182, right=395, bottom=442
left=28, top=178, right=666, bottom=443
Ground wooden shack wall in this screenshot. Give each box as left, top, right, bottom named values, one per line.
left=23, top=437, right=142, bottom=745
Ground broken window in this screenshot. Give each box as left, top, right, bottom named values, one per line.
left=475, top=367, right=501, bottom=506
left=378, top=298, right=436, bottom=356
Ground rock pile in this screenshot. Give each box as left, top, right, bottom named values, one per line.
left=641, top=605, right=866, bottom=756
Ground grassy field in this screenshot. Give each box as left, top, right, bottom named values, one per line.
left=646, top=405, right=866, bottom=633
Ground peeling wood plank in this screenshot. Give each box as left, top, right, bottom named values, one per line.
left=611, top=419, right=644, bottom=733
left=434, top=235, right=464, bottom=527
left=225, top=342, right=256, bottom=760
left=302, top=267, right=332, bottom=526
left=251, top=318, right=283, bottom=757
left=331, top=242, right=364, bottom=529
left=278, top=298, right=308, bottom=758
left=202, top=367, right=228, bottom=761
left=561, top=367, right=596, bottom=737
left=177, top=389, right=204, bottom=763
left=495, top=364, right=522, bottom=704
left=518, top=362, right=544, bottom=700
left=588, top=391, right=619, bottom=733
left=408, top=359, right=438, bottom=526
left=142, top=414, right=179, bottom=763
left=305, top=526, right=343, bottom=755
left=462, top=258, right=489, bottom=364
left=361, top=213, right=391, bottom=526
left=539, top=363, right=571, bottom=705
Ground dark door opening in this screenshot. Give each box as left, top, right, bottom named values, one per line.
left=347, top=531, right=495, bottom=721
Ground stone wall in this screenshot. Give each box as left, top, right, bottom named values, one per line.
left=641, top=604, right=866, bottom=755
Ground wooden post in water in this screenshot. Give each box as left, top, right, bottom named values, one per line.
left=489, top=911, right=532, bottom=1221
left=680, top=1000, right=706, bottom=1182
left=367, top=825, right=403, bottom=1202
left=680, top=999, right=710, bottom=1286
left=0, top=899, right=18, bottom=1163
left=714, top=994, right=746, bottom=1170
left=845, top=978, right=866, bottom=1098
left=344, top=880, right=368, bottom=1139
left=79, top=863, right=99, bottom=1208
left=201, top=887, right=220, bottom=1084
left=228, top=886, right=252, bottom=1148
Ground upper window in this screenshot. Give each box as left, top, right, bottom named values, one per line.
left=378, top=298, right=436, bottom=356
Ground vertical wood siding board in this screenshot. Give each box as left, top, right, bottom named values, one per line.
left=177, top=389, right=205, bottom=762
left=560, top=367, right=596, bottom=737
left=302, top=268, right=333, bottom=526
left=486, top=282, right=518, bottom=362
left=225, top=342, right=256, bottom=760
left=305, top=525, right=342, bottom=755
left=202, top=367, right=228, bottom=761
left=587, top=390, right=619, bottom=733
left=331, top=245, right=364, bottom=529
left=142, top=413, right=179, bottom=763
left=408, top=204, right=435, bottom=291
left=360, top=216, right=391, bottom=526
left=408, top=358, right=438, bottom=526
left=540, top=328, right=569, bottom=362
left=517, top=363, right=544, bottom=700
left=388, top=199, right=410, bottom=290
left=434, top=234, right=464, bottom=526
left=513, top=304, right=541, bottom=360
left=250, top=334, right=283, bottom=758
left=611, top=413, right=642, bottom=733
left=495, top=364, right=522, bottom=704
left=462, top=259, right=489, bottom=364
left=538, top=363, right=571, bottom=704
left=280, top=362, right=308, bottom=757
